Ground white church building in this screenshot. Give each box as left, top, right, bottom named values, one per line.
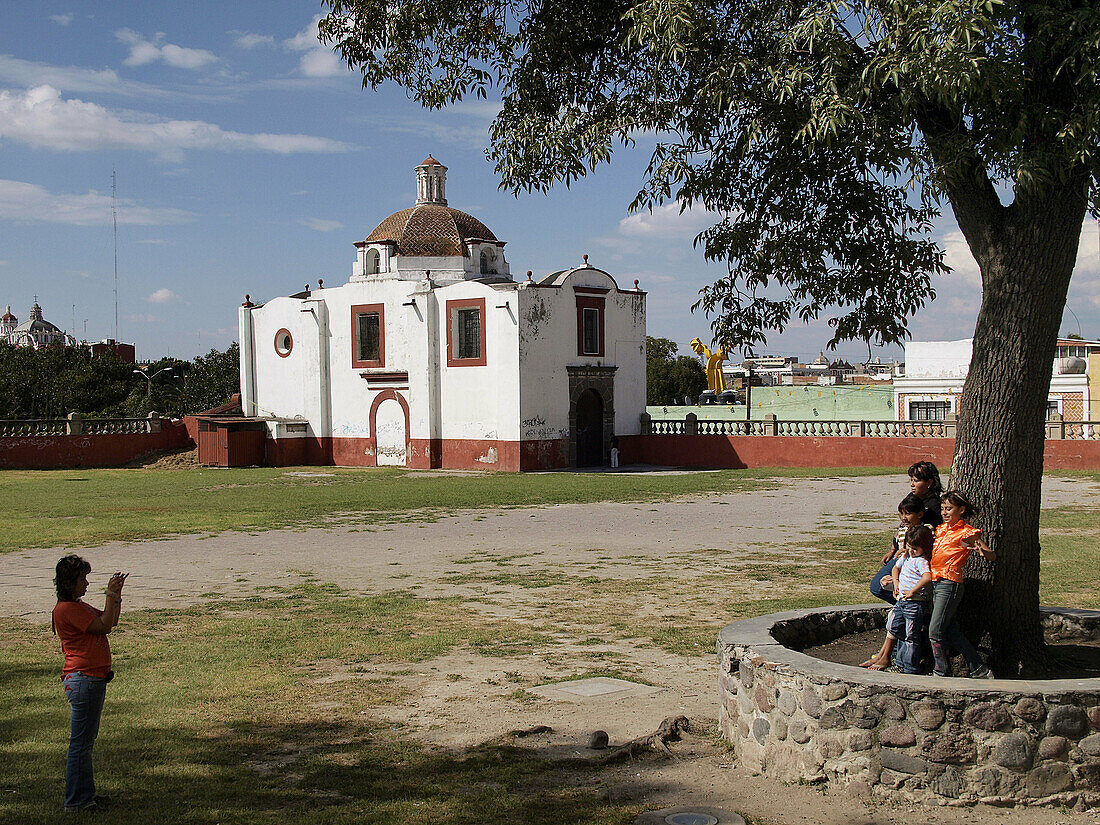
left=237, top=157, right=647, bottom=471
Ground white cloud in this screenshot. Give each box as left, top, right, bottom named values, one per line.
left=148, top=288, right=179, bottom=304
left=50, top=14, right=74, bottom=25
left=616, top=202, right=718, bottom=240
left=0, top=55, right=141, bottom=96
left=0, top=179, right=195, bottom=226
left=0, top=86, right=354, bottom=160
left=116, top=29, right=218, bottom=70
left=285, top=16, right=343, bottom=78
left=299, top=217, right=343, bottom=232
left=234, top=32, right=276, bottom=49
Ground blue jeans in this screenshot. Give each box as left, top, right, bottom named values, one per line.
left=62, top=673, right=107, bottom=809
left=929, top=580, right=985, bottom=677
left=888, top=599, right=929, bottom=673
left=870, top=558, right=897, bottom=605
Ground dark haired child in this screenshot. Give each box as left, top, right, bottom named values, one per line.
left=860, top=494, right=925, bottom=669
left=884, top=524, right=934, bottom=673
left=929, top=491, right=996, bottom=678
left=908, top=461, right=944, bottom=527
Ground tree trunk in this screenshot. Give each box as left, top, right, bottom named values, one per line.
left=949, top=182, right=1088, bottom=677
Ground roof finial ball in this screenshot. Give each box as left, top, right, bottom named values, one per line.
left=634, top=279, right=640, bottom=290
left=526, top=271, right=533, bottom=282
left=242, top=294, right=253, bottom=307
left=318, top=278, right=324, bottom=289
left=583, top=254, right=589, bottom=267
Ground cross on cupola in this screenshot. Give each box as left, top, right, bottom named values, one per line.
left=415, top=155, right=448, bottom=206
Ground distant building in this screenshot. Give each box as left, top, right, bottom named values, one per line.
left=0, top=302, right=75, bottom=349
left=91, top=339, right=137, bottom=363
left=893, top=338, right=1099, bottom=422
left=239, top=157, right=647, bottom=471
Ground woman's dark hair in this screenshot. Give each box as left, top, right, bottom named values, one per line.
left=898, top=493, right=925, bottom=515
left=904, top=524, right=935, bottom=559
left=908, top=461, right=943, bottom=496
left=54, top=554, right=91, bottom=602
left=941, top=490, right=979, bottom=518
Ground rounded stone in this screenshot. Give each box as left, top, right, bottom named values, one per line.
left=1087, top=705, right=1100, bottom=730
left=879, top=724, right=917, bottom=748
left=1039, top=736, right=1068, bottom=759
left=849, top=730, right=873, bottom=751
left=789, top=717, right=811, bottom=745
left=921, top=725, right=977, bottom=765
left=588, top=730, right=610, bottom=749
left=873, top=693, right=905, bottom=721
left=737, top=718, right=749, bottom=739
left=752, top=716, right=771, bottom=744
left=912, top=700, right=946, bottom=731
left=1014, top=697, right=1046, bottom=725
left=754, top=685, right=775, bottom=713
left=1025, top=763, right=1073, bottom=797
left=964, top=702, right=1011, bottom=732
left=777, top=690, right=797, bottom=717
left=820, top=706, right=847, bottom=730
left=738, top=658, right=754, bottom=688
left=801, top=686, right=822, bottom=719
left=1046, top=705, right=1088, bottom=738
left=821, top=683, right=848, bottom=702
left=992, top=732, right=1033, bottom=770
left=1079, top=733, right=1100, bottom=756
left=773, top=714, right=788, bottom=741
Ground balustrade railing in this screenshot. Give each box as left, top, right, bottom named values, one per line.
left=0, top=412, right=163, bottom=437
left=639, top=413, right=1098, bottom=441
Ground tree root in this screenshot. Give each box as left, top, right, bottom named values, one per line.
left=598, top=715, right=691, bottom=764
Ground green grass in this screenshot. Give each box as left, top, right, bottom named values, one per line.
left=1, top=585, right=644, bottom=825
left=0, top=465, right=894, bottom=555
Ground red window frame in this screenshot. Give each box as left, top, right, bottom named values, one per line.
left=446, top=297, right=487, bottom=367
left=351, top=303, right=385, bottom=368
left=575, top=295, right=605, bottom=357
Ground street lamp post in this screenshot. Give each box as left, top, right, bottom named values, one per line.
left=133, top=366, right=175, bottom=398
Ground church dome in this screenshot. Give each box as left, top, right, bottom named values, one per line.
left=365, top=205, right=497, bottom=258
left=363, top=156, right=499, bottom=258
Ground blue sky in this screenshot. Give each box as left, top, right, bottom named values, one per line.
left=1, top=2, right=1098, bottom=362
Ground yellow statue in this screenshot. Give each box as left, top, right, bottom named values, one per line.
left=690, top=337, right=728, bottom=392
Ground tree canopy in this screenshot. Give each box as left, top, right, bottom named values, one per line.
left=646, top=336, right=708, bottom=404
left=321, top=0, right=1100, bottom=674
left=321, top=0, right=1099, bottom=351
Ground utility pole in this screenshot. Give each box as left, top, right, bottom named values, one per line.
left=112, top=171, right=119, bottom=341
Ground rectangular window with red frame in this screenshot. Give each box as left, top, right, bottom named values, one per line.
left=575, top=294, right=605, bottom=357
left=351, top=303, right=385, bottom=368
left=446, top=297, right=487, bottom=366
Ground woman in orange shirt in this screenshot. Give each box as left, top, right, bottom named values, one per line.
left=929, top=492, right=995, bottom=678
left=52, top=555, right=127, bottom=813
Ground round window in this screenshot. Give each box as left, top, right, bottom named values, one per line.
left=274, top=328, right=293, bottom=358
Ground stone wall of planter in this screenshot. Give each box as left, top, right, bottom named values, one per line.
left=718, top=606, right=1100, bottom=808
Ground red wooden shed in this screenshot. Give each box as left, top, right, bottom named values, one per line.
left=195, top=416, right=268, bottom=467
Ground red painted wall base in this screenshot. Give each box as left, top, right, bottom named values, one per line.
left=618, top=434, right=1100, bottom=471
left=0, top=421, right=194, bottom=469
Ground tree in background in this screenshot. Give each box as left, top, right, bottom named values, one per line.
left=0, top=343, right=132, bottom=419
left=0, top=343, right=240, bottom=419
left=646, top=336, right=707, bottom=405
left=321, top=0, right=1100, bottom=674
left=179, top=343, right=240, bottom=414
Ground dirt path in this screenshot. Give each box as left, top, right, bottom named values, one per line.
left=6, top=472, right=1098, bottom=824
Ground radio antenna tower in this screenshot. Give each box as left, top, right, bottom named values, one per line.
left=112, top=171, right=119, bottom=340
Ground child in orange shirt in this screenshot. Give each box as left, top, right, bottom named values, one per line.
left=929, top=491, right=995, bottom=678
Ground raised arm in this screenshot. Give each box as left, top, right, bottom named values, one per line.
left=86, top=573, right=127, bottom=634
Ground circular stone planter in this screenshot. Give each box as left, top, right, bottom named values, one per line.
left=717, top=605, right=1100, bottom=808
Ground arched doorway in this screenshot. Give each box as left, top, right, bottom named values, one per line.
left=374, top=397, right=408, bottom=466
left=575, top=388, right=604, bottom=467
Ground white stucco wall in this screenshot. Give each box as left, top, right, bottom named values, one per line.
left=516, top=267, right=647, bottom=441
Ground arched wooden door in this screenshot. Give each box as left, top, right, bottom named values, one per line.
left=574, top=388, right=604, bottom=467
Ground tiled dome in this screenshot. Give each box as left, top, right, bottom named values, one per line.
left=365, top=204, right=497, bottom=258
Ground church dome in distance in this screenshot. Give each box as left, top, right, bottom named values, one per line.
left=363, top=157, right=498, bottom=258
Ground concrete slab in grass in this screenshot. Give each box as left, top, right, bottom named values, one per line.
left=530, top=677, right=663, bottom=702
